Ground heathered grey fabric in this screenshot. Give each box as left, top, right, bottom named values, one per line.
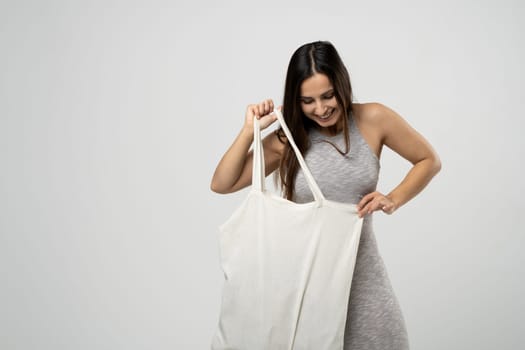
left=293, top=112, right=410, bottom=350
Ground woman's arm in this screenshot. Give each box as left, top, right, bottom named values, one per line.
left=210, top=100, right=285, bottom=194
left=357, top=103, right=441, bottom=217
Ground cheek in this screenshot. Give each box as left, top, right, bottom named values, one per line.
left=328, top=98, right=339, bottom=108
left=300, top=104, right=313, bottom=115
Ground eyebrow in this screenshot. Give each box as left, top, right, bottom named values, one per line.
left=300, top=89, right=335, bottom=99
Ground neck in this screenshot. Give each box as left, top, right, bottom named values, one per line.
left=317, top=121, right=343, bottom=136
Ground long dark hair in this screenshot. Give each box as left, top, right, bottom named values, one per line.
left=274, top=41, right=354, bottom=201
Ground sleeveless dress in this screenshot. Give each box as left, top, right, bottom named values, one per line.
left=293, top=112, right=410, bottom=350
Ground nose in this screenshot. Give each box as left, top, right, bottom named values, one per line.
left=314, top=100, right=326, bottom=115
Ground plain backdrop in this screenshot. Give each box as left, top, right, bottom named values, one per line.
left=1, top=0, right=524, bottom=349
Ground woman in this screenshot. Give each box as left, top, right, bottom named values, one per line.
left=210, top=41, right=441, bottom=349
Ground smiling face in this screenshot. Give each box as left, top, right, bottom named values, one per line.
left=299, top=73, right=343, bottom=134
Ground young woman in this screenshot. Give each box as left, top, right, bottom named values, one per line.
left=210, top=41, right=441, bottom=350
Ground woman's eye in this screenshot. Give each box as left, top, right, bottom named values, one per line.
left=301, top=99, right=313, bottom=104
left=323, top=94, right=334, bottom=99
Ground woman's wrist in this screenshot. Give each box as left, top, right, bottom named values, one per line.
left=386, top=193, right=400, bottom=212
left=240, top=125, right=254, bottom=142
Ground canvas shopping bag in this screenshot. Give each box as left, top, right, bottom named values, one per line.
left=211, top=109, right=364, bottom=350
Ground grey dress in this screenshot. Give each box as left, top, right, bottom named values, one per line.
left=293, top=112, right=410, bottom=350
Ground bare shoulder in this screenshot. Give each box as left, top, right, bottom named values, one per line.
left=352, top=102, right=394, bottom=124
left=352, top=102, right=408, bottom=142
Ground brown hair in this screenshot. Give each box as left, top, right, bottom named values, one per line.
left=274, top=41, right=354, bottom=201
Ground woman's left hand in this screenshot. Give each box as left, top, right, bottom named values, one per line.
left=357, top=191, right=396, bottom=218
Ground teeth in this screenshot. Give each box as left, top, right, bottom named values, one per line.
left=319, top=110, right=333, bottom=119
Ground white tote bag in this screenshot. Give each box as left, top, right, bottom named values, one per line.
left=211, top=109, right=363, bottom=350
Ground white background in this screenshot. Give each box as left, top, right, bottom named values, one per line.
left=1, top=0, right=523, bottom=349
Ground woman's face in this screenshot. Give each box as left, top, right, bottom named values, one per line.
left=299, top=73, right=342, bottom=132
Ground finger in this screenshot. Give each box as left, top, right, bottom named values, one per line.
left=357, top=193, right=374, bottom=209
left=357, top=196, right=366, bottom=210
left=253, top=106, right=260, bottom=119
left=266, top=111, right=277, bottom=121
left=248, top=105, right=257, bottom=119
left=364, top=198, right=385, bottom=216
left=358, top=201, right=372, bottom=217
left=262, top=113, right=278, bottom=129
left=369, top=201, right=382, bottom=213
left=264, top=100, right=271, bottom=115
left=359, top=204, right=372, bottom=218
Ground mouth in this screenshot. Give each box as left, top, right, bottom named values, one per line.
left=316, top=109, right=335, bottom=122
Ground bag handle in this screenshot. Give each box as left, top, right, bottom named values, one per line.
left=252, top=109, right=325, bottom=205
left=252, top=114, right=266, bottom=191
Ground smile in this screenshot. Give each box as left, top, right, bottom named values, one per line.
left=317, top=109, right=334, bottom=121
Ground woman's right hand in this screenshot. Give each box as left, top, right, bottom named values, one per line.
left=243, top=99, right=280, bottom=132
left=210, top=99, right=283, bottom=194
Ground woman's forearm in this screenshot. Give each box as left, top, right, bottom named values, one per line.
left=210, top=126, right=253, bottom=194
left=386, top=156, right=442, bottom=211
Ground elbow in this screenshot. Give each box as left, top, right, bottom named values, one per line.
left=210, top=180, right=231, bottom=194
left=210, top=181, right=224, bottom=194
left=431, top=154, right=442, bottom=176
left=418, top=154, right=441, bottom=178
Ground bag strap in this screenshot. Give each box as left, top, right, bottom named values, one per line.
left=252, top=114, right=266, bottom=191
left=252, top=109, right=325, bottom=205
